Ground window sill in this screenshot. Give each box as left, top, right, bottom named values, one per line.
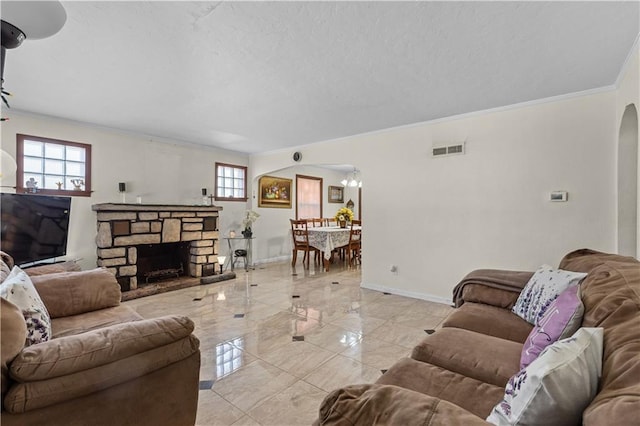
left=17, top=188, right=92, bottom=197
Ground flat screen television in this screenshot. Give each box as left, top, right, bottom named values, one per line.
left=1, top=193, right=72, bottom=266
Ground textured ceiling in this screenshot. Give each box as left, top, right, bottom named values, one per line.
left=2, top=1, right=639, bottom=154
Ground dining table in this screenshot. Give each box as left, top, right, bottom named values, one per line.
left=307, top=225, right=361, bottom=271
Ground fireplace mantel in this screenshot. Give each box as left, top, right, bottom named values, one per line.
left=92, top=203, right=222, bottom=213
left=92, top=203, right=222, bottom=291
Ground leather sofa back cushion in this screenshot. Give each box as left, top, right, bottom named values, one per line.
left=30, top=268, right=121, bottom=318
left=24, top=261, right=82, bottom=277
left=411, top=327, right=522, bottom=388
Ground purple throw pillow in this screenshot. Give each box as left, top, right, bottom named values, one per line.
left=520, top=284, right=584, bottom=369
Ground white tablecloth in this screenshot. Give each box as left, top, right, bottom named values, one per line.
left=307, top=226, right=359, bottom=260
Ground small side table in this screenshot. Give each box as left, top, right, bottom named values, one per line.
left=223, top=237, right=255, bottom=271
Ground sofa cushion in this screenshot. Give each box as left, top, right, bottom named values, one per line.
left=376, top=357, right=505, bottom=418
left=442, top=302, right=533, bottom=343
left=51, top=305, right=143, bottom=338
left=411, top=327, right=522, bottom=387
left=487, top=327, right=603, bottom=426
left=30, top=268, right=121, bottom=318
left=520, top=284, right=584, bottom=369
left=511, top=265, right=587, bottom=324
left=1, top=298, right=27, bottom=400
left=0, top=267, right=51, bottom=346
left=317, top=383, right=490, bottom=426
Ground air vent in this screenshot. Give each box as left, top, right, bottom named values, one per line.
left=432, top=142, right=465, bottom=158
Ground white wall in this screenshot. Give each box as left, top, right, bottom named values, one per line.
left=251, top=91, right=618, bottom=302
left=615, top=43, right=640, bottom=256
left=0, top=112, right=249, bottom=269
left=0, top=89, right=622, bottom=303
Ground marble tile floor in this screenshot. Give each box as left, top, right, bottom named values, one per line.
left=124, top=260, right=454, bottom=426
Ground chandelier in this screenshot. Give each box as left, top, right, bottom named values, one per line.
left=341, top=168, right=362, bottom=188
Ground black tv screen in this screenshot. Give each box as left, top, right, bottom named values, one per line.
left=1, top=193, right=72, bottom=265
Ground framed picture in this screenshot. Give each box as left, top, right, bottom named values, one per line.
left=328, top=185, right=344, bottom=203
left=258, top=175, right=292, bottom=208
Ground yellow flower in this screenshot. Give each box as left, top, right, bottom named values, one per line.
left=335, top=207, right=354, bottom=222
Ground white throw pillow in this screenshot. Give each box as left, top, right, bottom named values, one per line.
left=512, top=265, right=587, bottom=324
left=487, top=327, right=604, bottom=426
left=0, top=266, right=52, bottom=346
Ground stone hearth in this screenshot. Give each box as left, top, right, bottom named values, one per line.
left=92, top=203, right=222, bottom=291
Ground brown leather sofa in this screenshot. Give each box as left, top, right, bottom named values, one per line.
left=316, top=249, right=640, bottom=425
left=0, top=252, right=200, bottom=426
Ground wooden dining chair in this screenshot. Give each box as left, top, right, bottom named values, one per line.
left=290, top=219, right=320, bottom=268
left=346, top=219, right=362, bottom=266
left=323, top=217, right=337, bottom=227
left=310, top=218, right=324, bottom=228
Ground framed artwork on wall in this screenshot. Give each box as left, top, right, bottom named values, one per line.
left=328, top=185, right=344, bottom=203
left=258, top=175, right=292, bottom=208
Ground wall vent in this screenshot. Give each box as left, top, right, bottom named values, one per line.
left=432, top=142, right=465, bottom=158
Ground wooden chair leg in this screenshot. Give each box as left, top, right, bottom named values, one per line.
left=292, top=249, right=297, bottom=267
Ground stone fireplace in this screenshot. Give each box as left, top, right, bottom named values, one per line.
left=92, top=203, right=222, bottom=291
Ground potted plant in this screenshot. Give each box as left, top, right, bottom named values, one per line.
left=241, top=210, right=260, bottom=238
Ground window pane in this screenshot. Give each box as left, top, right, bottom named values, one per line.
left=297, top=177, right=321, bottom=219
left=224, top=177, right=233, bottom=188
left=23, top=140, right=43, bottom=157
left=234, top=168, right=244, bottom=179
left=66, top=161, right=84, bottom=176
left=45, top=143, right=65, bottom=159
left=44, top=175, right=65, bottom=189
left=23, top=157, right=43, bottom=173
left=44, top=159, right=65, bottom=175
left=65, top=145, right=85, bottom=162
left=234, top=189, right=243, bottom=198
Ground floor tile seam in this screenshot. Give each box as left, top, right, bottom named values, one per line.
left=246, top=378, right=326, bottom=414
left=298, top=351, right=341, bottom=382
left=212, top=360, right=299, bottom=412
left=210, top=388, right=250, bottom=419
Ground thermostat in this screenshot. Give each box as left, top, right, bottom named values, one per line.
left=550, top=191, right=568, bottom=202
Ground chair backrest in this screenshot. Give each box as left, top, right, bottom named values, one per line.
left=349, top=220, right=362, bottom=243
left=324, top=217, right=337, bottom=226
left=290, top=219, right=310, bottom=245
left=308, top=218, right=323, bottom=227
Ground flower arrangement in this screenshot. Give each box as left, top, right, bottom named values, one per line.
left=241, top=210, right=260, bottom=237
left=334, top=207, right=354, bottom=222
left=242, top=210, right=260, bottom=229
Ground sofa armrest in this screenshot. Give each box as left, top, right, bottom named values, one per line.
left=316, top=384, right=490, bottom=426
left=4, top=315, right=199, bottom=413
left=30, top=268, right=121, bottom=318
left=452, top=269, right=533, bottom=308
left=10, top=315, right=194, bottom=381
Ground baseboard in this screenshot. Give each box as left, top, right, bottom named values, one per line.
left=361, top=282, right=453, bottom=306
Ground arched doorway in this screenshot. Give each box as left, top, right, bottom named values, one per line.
left=618, top=103, right=638, bottom=257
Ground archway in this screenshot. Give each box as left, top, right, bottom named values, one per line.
left=618, top=103, right=638, bottom=257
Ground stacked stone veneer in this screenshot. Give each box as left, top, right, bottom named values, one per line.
left=92, top=203, right=222, bottom=291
